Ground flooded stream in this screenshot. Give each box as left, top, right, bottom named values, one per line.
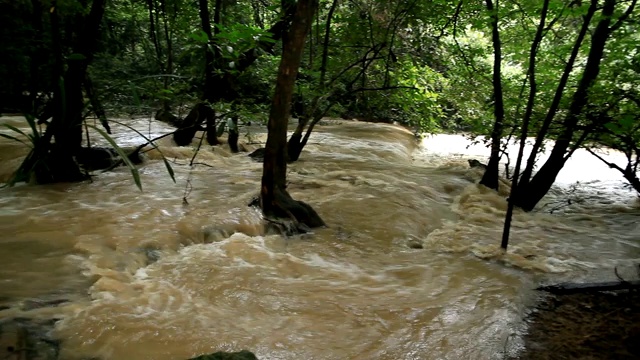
left=0, top=116, right=639, bottom=359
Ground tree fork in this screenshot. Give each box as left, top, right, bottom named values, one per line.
left=512, top=0, right=617, bottom=211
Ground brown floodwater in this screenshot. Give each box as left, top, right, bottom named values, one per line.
left=0, top=115, right=639, bottom=359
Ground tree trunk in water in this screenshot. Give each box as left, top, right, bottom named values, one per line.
left=260, top=0, right=324, bottom=230
left=479, top=0, right=505, bottom=191
left=512, top=0, right=616, bottom=211
left=501, top=0, right=550, bottom=250
left=170, top=1, right=296, bottom=146
left=517, top=0, right=598, bottom=190
left=286, top=116, right=309, bottom=162
left=46, top=0, right=107, bottom=183
left=228, top=115, right=239, bottom=153
left=174, top=0, right=220, bottom=146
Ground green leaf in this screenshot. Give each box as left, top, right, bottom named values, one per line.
left=87, top=124, right=143, bottom=191
left=67, top=53, right=86, bottom=61
left=619, top=114, right=635, bottom=130
left=130, top=84, right=141, bottom=106
left=0, top=132, right=31, bottom=147
left=216, top=120, right=226, bottom=137
left=24, top=114, right=40, bottom=141
left=189, top=30, right=210, bottom=43
left=108, top=120, right=176, bottom=184
left=4, top=124, right=29, bottom=138
left=605, top=122, right=621, bottom=133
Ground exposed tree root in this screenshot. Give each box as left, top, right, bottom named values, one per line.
left=249, top=187, right=325, bottom=235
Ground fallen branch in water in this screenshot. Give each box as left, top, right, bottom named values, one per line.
left=537, top=280, right=640, bottom=294
left=538, top=266, right=640, bottom=294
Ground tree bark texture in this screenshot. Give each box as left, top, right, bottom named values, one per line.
left=260, top=0, right=325, bottom=229
left=479, top=0, right=505, bottom=191
left=46, top=0, right=107, bottom=182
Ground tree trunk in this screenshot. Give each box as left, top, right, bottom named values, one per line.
left=479, top=0, right=505, bottom=191
left=171, top=1, right=297, bottom=146
left=287, top=117, right=309, bottom=162
left=28, top=0, right=44, bottom=114
left=146, top=0, right=163, bottom=70
left=501, top=0, right=550, bottom=250
left=45, top=0, right=107, bottom=183
left=228, top=115, right=239, bottom=153
left=512, top=0, right=616, bottom=211
left=160, top=0, right=173, bottom=112
left=518, top=1, right=598, bottom=190
left=286, top=0, right=338, bottom=163
left=260, top=0, right=324, bottom=230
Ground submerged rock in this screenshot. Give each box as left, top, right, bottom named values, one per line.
left=248, top=148, right=265, bottom=161
left=75, top=147, right=119, bottom=171
left=188, top=350, right=258, bottom=360
left=407, top=239, right=424, bottom=249
left=468, top=159, right=487, bottom=170
left=0, top=317, right=60, bottom=360
left=21, top=298, right=69, bottom=311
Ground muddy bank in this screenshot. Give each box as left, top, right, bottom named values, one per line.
left=516, top=290, right=640, bottom=360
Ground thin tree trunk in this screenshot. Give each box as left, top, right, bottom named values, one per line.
left=146, top=0, right=163, bottom=70
left=28, top=0, right=44, bottom=114
left=286, top=0, right=338, bottom=161
left=501, top=0, right=550, bottom=250
left=160, top=0, right=173, bottom=111
left=261, top=0, right=324, bottom=229
left=479, top=0, right=505, bottom=191
left=199, top=0, right=214, bottom=103
left=47, top=0, right=107, bottom=182
left=173, top=0, right=296, bottom=146
left=518, top=0, right=598, bottom=188
left=513, top=0, right=616, bottom=211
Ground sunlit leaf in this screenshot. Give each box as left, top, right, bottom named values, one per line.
left=87, top=124, right=143, bottom=191
left=108, top=120, right=176, bottom=184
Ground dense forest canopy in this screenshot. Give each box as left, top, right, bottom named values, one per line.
left=0, top=0, right=638, bottom=227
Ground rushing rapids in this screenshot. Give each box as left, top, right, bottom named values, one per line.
left=0, top=115, right=639, bottom=359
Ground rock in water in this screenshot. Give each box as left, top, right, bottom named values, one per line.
left=248, top=148, right=265, bottom=162
left=75, top=147, right=119, bottom=171
left=468, top=159, right=488, bottom=170
left=188, top=350, right=258, bottom=360
left=0, top=318, right=60, bottom=360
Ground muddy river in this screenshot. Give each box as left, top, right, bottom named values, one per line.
left=0, top=116, right=638, bottom=359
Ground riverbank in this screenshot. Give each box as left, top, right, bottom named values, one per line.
left=515, top=289, right=640, bottom=359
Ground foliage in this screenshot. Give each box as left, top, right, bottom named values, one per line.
left=0, top=0, right=639, bottom=196
left=1, top=115, right=44, bottom=186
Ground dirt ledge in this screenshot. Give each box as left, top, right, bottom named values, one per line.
left=514, top=290, right=640, bottom=360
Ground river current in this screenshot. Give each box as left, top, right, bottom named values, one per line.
left=0, top=115, right=638, bottom=359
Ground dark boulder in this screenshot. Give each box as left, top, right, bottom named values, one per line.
left=188, top=350, right=258, bottom=360
left=468, top=159, right=488, bottom=170
left=248, top=148, right=265, bottom=162
left=75, top=147, right=119, bottom=171
left=0, top=317, right=60, bottom=360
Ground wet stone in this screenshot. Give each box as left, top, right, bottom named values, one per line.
left=0, top=317, right=60, bottom=360
left=140, top=247, right=162, bottom=265
left=407, top=239, right=424, bottom=249
left=21, top=299, right=69, bottom=311
left=189, top=350, right=258, bottom=360
left=248, top=148, right=265, bottom=162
